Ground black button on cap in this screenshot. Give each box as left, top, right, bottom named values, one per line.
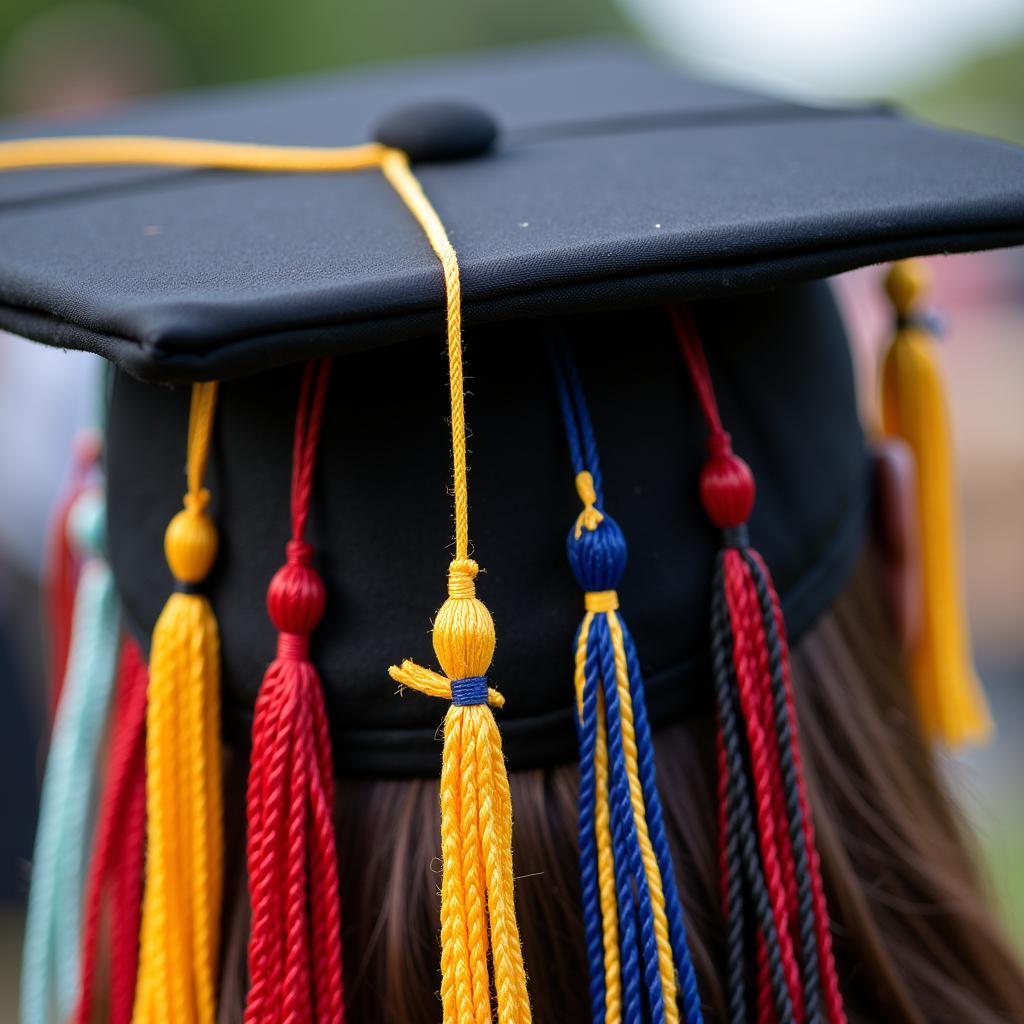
left=373, top=100, right=498, bottom=163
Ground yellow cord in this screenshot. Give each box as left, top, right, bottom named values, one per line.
left=574, top=471, right=605, bottom=540
left=0, top=135, right=388, bottom=173
left=881, top=260, right=991, bottom=746
left=135, top=382, right=222, bottom=1024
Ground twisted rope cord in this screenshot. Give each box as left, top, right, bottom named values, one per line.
left=750, top=553, right=845, bottom=1024
left=76, top=638, right=148, bottom=1024
left=574, top=616, right=618, bottom=1024
left=711, top=563, right=797, bottom=1024
left=620, top=617, right=706, bottom=1024
left=21, top=491, right=120, bottom=1024
left=724, top=551, right=804, bottom=1019
left=601, top=612, right=676, bottom=1024
left=135, top=380, right=222, bottom=1024
left=673, top=304, right=846, bottom=1024
left=244, top=359, right=346, bottom=1024
left=584, top=625, right=644, bottom=1024
left=743, top=552, right=821, bottom=1023
left=552, top=339, right=706, bottom=1024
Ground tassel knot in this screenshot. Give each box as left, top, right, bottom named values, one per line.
left=699, top=431, right=755, bottom=530
left=433, top=558, right=496, bottom=680
left=885, top=258, right=927, bottom=315
left=449, top=675, right=490, bottom=706
left=68, top=489, right=106, bottom=559
left=266, top=544, right=326, bottom=636
left=568, top=508, right=627, bottom=593
left=446, top=556, right=479, bottom=597
left=164, top=502, right=218, bottom=582
left=584, top=589, right=619, bottom=613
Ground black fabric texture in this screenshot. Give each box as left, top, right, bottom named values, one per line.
left=106, top=282, right=866, bottom=776
left=1, top=39, right=1022, bottom=382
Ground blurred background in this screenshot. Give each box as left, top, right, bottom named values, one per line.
left=0, top=0, right=1021, bottom=1010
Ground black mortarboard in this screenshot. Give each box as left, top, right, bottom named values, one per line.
left=6, top=37, right=1022, bottom=1024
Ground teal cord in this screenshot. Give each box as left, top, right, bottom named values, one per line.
left=21, top=491, right=119, bottom=1024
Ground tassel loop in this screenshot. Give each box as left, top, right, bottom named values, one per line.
left=568, top=504, right=627, bottom=595
left=699, top=432, right=755, bottom=531
left=165, top=491, right=218, bottom=584
left=574, top=470, right=606, bottom=538
left=433, top=558, right=497, bottom=681
left=392, top=659, right=505, bottom=710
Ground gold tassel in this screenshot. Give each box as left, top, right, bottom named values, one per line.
left=881, top=260, right=991, bottom=746
left=384, top=146, right=531, bottom=1022
left=134, top=381, right=224, bottom=1024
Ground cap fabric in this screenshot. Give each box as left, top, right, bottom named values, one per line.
left=1, top=39, right=1023, bottom=382
left=105, top=281, right=864, bottom=776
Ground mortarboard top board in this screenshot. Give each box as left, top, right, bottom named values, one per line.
left=1, top=39, right=1023, bottom=382
left=2, top=38, right=1022, bottom=777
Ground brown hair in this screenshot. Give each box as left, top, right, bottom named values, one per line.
left=217, top=557, right=1024, bottom=1023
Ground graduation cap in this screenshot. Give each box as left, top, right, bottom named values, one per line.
left=6, top=38, right=1022, bottom=1024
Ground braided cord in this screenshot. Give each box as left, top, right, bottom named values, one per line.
left=711, top=559, right=797, bottom=1024
left=244, top=359, right=346, bottom=1024
left=575, top=616, right=615, bottom=1024
left=22, top=532, right=119, bottom=1024
left=620, top=617, right=705, bottom=1024
left=76, top=639, right=148, bottom=1024
left=136, top=380, right=222, bottom=1024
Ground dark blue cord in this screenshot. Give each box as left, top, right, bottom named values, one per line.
left=594, top=613, right=667, bottom=1022
left=575, top=623, right=608, bottom=1024
left=585, top=624, right=644, bottom=1020
left=622, top=617, right=706, bottom=1024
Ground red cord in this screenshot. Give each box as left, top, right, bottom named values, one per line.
left=244, top=359, right=345, bottom=1024
left=758, top=554, right=847, bottom=1024
left=44, top=431, right=102, bottom=721
left=724, top=551, right=804, bottom=1019
left=76, top=637, right=148, bottom=1024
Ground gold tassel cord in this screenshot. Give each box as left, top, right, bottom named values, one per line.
left=881, top=260, right=992, bottom=746
left=134, top=381, right=223, bottom=1024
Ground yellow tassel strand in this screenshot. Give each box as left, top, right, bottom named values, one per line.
left=134, top=381, right=223, bottom=1024
left=881, top=260, right=992, bottom=746
left=0, top=131, right=533, bottom=1024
